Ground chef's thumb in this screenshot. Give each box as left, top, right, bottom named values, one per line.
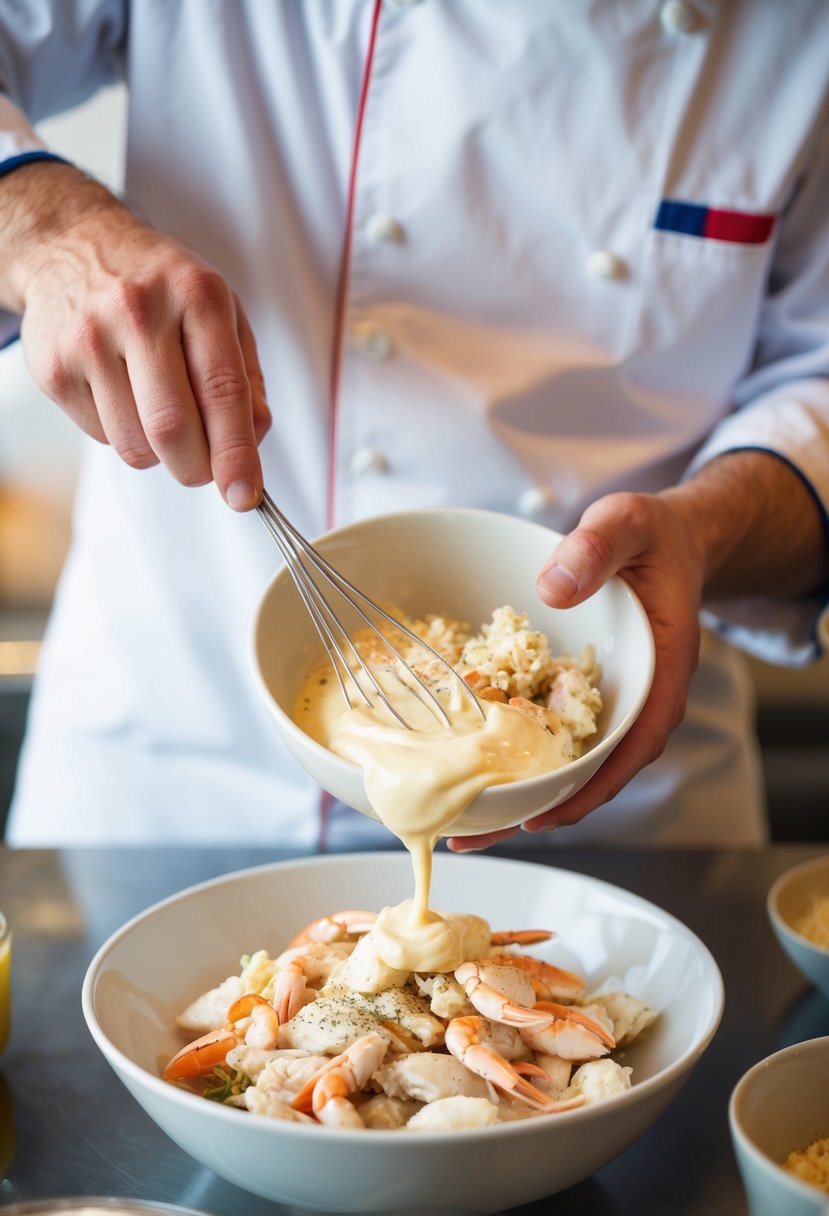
left=536, top=497, right=646, bottom=607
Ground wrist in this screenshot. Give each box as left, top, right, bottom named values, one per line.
left=664, top=450, right=828, bottom=598
left=0, top=161, right=131, bottom=312
left=660, top=470, right=739, bottom=592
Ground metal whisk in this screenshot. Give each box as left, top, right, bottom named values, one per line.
left=256, top=490, right=484, bottom=730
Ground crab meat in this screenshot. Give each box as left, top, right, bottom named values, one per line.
left=336, top=932, right=411, bottom=995
left=545, top=667, right=602, bottom=742
left=244, top=1088, right=316, bottom=1122
left=407, top=1095, right=498, bottom=1131
left=375, top=1051, right=490, bottom=1104
left=279, top=985, right=443, bottom=1054
left=587, top=991, right=658, bottom=1046
left=249, top=1052, right=332, bottom=1103
left=413, top=973, right=469, bottom=1021
left=569, top=1058, right=632, bottom=1103
left=357, top=1093, right=423, bottom=1129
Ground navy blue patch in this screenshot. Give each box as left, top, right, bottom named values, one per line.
left=654, top=199, right=708, bottom=237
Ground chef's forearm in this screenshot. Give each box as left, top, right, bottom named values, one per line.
left=0, top=159, right=127, bottom=313
left=662, top=449, right=828, bottom=599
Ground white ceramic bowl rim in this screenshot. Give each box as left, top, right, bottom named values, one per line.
left=1, top=1202, right=213, bottom=1215
left=83, top=853, right=723, bottom=1146
left=728, top=1036, right=829, bottom=1205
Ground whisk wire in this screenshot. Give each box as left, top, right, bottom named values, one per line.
left=256, top=491, right=484, bottom=730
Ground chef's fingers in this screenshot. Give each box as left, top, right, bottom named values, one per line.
left=536, top=493, right=654, bottom=607
left=46, top=378, right=109, bottom=445
left=27, top=326, right=109, bottom=445
left=520, top=698, right=673, bottom=834
left=521, top=605, right=698, bottom=833
left=126, top=326, right=212, bottom=486
left=236, top=303, right=272, bottom=446
left=446, top=826, right=520, bottom=853
left=181, top=272, right=263, bottom=510
left=88, top=356, right=160, bottom=468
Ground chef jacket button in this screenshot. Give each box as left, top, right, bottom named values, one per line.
left=660, top=1, right=701, bottom=34
left=518, top=486, right=556, bottom=517
left=586, top=249, right=627, bottom=281
left=350, top=447, right=389, bottom=476
left=350, top=320, right=392, bottom=361
left=366, top=213, right=405, bottom=245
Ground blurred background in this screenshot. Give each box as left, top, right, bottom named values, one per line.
left=0, top=88, right=826, bottom=842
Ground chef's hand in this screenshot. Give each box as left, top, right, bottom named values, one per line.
left=448, top=490, right=703, bottom=851
left=448, top=451, right=828, bottom=851
left=1, top=162, right=269, bottom=510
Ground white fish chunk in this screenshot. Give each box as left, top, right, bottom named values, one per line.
left=375, top=1052, right=490, bottom=1103
left=569, top=1058, right=632, bottom=1103
left=407, top=1095, right=498, bottom=1131
left=244, top=1088, right=316, bottom=1122
left=587, top=991, right=658, bottom=1046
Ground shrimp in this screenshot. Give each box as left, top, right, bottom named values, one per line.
left=249, top=1052, right=331, bottom=1104
left=291, top=1031, right=389, bottom=1128
left=162, top=992, right=281, bottom=1081
left=445, top=1016, right=582, bottom=1112
left=454, top=961, right=549, bottom=1027
left=286, top=910, right=377, bottom=948
left=487, top=953, right=587, bottom=1002
left=274, top=957, right=309, bottom=1023
left=162, top=1026, right=239, bottom=1081
left=520, top=1001, right=615, bottom=1060
left=490, top=929, right=553, bottom=947
left=226, top=993, right=281, bottom=1050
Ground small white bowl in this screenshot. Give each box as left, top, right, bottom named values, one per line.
left=251, top=508, right=654, bottom=836
left=82, top=852, right=723, bottom=1216
left=768, top=856, right=829, bottom=1000
left=729, top=1037, right=829, bottom=1216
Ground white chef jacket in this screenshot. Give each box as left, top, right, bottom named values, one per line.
left=1, top=1, right=828, bottom=848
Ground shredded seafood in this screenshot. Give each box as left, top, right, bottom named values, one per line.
left=162, top=909, right=657, bottom=1131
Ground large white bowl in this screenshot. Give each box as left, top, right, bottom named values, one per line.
left=251, top=508, right=655, bottom=836
left=82, top=852, right=723, bottom=1216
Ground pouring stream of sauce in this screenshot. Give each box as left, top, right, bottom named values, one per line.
left=295, top=669, right=571, bottom=972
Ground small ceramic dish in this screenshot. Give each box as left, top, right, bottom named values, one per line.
left=768, top=855, right=829, bottom=1000
left=729, top=1036, right=829, bottom=1216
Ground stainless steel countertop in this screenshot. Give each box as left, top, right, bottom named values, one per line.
left=1, top=844, right=827, bottom=1215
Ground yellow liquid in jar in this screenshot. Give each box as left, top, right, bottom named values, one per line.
left=0, top=921, right=10, bottom=1053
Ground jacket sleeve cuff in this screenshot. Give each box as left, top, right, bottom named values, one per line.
left=685, top=379, right=829, bottom=666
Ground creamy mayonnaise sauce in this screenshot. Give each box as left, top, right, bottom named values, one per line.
left=294, top=656, right=574, bottom=974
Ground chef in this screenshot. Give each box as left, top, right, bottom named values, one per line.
left=0, top=1, right=827, bottom=848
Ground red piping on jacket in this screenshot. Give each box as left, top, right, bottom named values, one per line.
left=318, top=0, right=384, bottom=852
